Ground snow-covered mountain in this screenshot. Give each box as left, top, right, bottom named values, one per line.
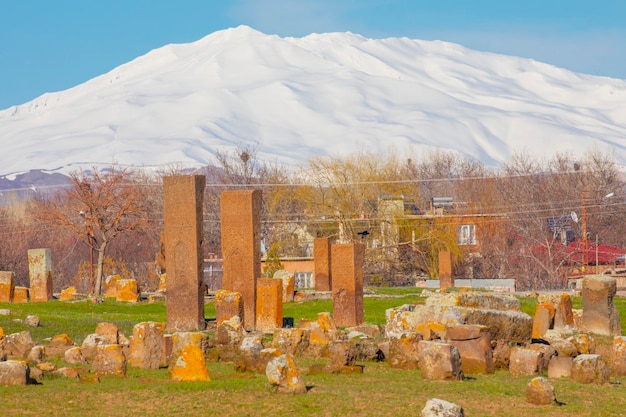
left=1, top=25, right=626, bottom=179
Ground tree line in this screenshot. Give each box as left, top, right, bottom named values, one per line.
left=0, top=146, right=623, bottom=294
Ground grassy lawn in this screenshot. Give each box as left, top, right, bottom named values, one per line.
left=1, top=288, right=626, bottom=416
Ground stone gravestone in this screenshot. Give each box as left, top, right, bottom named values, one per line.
left=256, top=278, right=283, bottom=332
left=163, top=175, right=206, bottom=332
left=0, top=271, right=16, bottom=303
left=215, top=289, right=244, bottom=325
left=28, top=248, right=53, bottom=302
left=580, top=275, right=621, bottom=336
left=331, top=243, right=364, bottom=327
left=438, top=250, right=453, bottom=289
left=314, top=237, right=332, bottom=291
left=220, top=190, right=262, bottom=331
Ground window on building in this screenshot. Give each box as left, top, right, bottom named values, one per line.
left=457, top=224, right=476, bottom=245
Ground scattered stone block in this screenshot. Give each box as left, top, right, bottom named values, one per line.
left=59, top=286, right=78, bottom=301
left=64, top=347, right=87, bottom=364
left=104, top=275, right=122, bottom=298
left=92, top=344, right=126, bottom=377
left=509, top=347, right=543, bottom=376
left=418, top=340, right=463, bottom=381
left=81, top=333, right=108, bottom=362
left=388, top=332, right=422, bottom=370
left=168, top=345, right=210, bottom=382
left=215, top=289, right=244, bottom=325
left=446, top=325, right=494, bottom=374
left=526, top=377, right=557, bottom=405
left=420, top=398, right=464, bottom=417
left=0, top=271, right=16, bottom=302
left=5, top=331, right=35, bottom=359
left=0, top=360, right=30, bottom=385
left=537, top=293, right=574, bottom=329
left=220, top=189, right=262, bottom=331
left=115, top=279, right=139, bottom=303
left=612, top=336, right=626, bottom=376
left=52, top=367, right=83, bottom=379
left=542, top=333, right=578, bottom=357
left=571, top=354, right=610, bottom=384
left=331, top=243, right=364, bottom=327
left=28, top=248, right=53, bottom=302
left=256, top=278, right=283, bottom=332
left=271, top=328, right=310, bottom=356
left=314, top=237, right=332, bottom=291
left=567, top=333, right=596, bottom=355
left=95, top=322, right=120, bottom=345
left=164, top=175, right=207, bottom=332
left=37, top=362, right=56, bottom=372
left=580, top=275, right=621, bottom=336
left=13, top=286, right=29, bottom=303
left=266, top=353, right=306, bottom=394
left=548, top=356, right=573, bottom=379
left=128, top=321, right=165, bottom=369
left=236, top=334, right=271, bottom=373
left=529, top=343, right=557, bottom=372
left=26, top=345, right=46, bottom=364
left=25, top=315, right=40, bottom=327
left=216, top=316, right=246, bottom=347
left=492, top=339, right=511, bottom=369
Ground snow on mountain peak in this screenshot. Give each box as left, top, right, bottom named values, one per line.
left=1, top=26, right=625, bottom=178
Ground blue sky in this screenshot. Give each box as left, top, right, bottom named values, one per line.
left=1, top=0, right=625, bottom=109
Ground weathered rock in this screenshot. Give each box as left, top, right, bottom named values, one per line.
left=81, top=334, right=107, bottom=362
left=128, top=321, right=165, bottom=369
left=388, top=333, right=422, bottom=370
left=612, top=336, right=626, bottom=376
left=52, top=367, right=83, bottom=378
left=420, top=398, right=464, bottom=417
left=256, top=278, right=283, bottom=332
left=492, top=339, right=511, bottom=369
left=418, top=341, right=463, bottom=381
left=509, top=347, right=543, bottom=376
left=0, top=271, right=15, bottom=302
left=0, top=360, right=30, bottom=385
left=59, top=286, right=78, bottom=301
left=580, top=275, right=621, bottom=336
left=0, top=327, right=5, bottom=361
left=567, top=333, right=596, bottom=355
left=26, top=345, right=46, bottom=364
left=266, top=353, right=306, bottom=394
left=45, top=333, right=75, bottom=357
left=542, top=333, right=578, bottom=357
left=273, top=270, right=295, bottom=303
left=528, top=343, right=557, bottom=372
left=537, top=293, right=574, bottom=330
left=36, top=362, right=57, bottom=372
left=425, top=291, right=521, bottom=311
left=216, top=316, right=246, bottom=346
left=531, top=303, right=555, bottom=339
left=5, top=331, right=35, bottom=359
left=168, top=345, right=210, bottom=381
left=214, top=289, right=244, bottom=325
left=170, top=332, right=210, bottom=365
left=115, top=279, right=140, bottom=303
left=271, top=328, right=310, bottom=356
left=526, top=377, right=557, bottom=405
left=385, top=302, right=532, bottom=343
left=547, top=356, right=573, bottom=379
left=104, top=275, right=122, bottom=298
left=92, top=344, right=126, bottom=377
left=64, top=347, right=87, bottom=364
left=446, top=325, right=494, bottom=374
left=95, top=322, right=120, bottom=345
left=25, top=315, right=40, bottom=327
left=571, top=354, right=610, bottom=384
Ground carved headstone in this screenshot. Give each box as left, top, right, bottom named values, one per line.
left=215, top=289, right=244, bottom=325
left=331, top=243, right=364, bottom=327
left=28, top=248, right=53, bottom=302
left=580, top=275, right=621, bottom=336
left=438, top=251, right=454, bottom=289
left=220, top=190, right=262, bottom=331
left=314, top=237, right=332, bottom=291
left=256, top=278, right=283, bottom=332
left=0, top=271, right=15, bottom=302
left=163, top=175, right=206, bottom=332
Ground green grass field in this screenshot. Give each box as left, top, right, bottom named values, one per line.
left=1, top=289, right=626, bottom=416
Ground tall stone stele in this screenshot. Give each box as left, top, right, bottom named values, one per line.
left=580, top=275, right=621, bottom=336
left=163, top=175, right=206, bottom=332
left=314, top=237, right=332, bottom=291
left=331, top=243, right=365, bottom=327
left=220, top=190, right=262, bottom=331
left=28, top=248, right=53, bottom=302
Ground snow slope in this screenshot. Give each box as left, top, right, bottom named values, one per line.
left=1, top=25, right=625, bottom=178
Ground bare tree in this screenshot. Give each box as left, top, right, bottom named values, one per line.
left=35, top=166, right=147, bottom=296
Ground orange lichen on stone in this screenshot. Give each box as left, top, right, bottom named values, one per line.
left=104, top=275, right=122, bottom=298
left=531, top=304, right=556, bottom=339
left=116, top=279, right=139, bottom=303
left=59, top=286, right=77, bottom=301
left=168, top=345, right=210, bottom=382
left=13, top=287, right=29, bottom=303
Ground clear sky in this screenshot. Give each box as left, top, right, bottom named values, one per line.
left=1, top=0, right=625, bottom=110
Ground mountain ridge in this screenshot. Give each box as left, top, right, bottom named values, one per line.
left=1, top=25, right=625, bottom=179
